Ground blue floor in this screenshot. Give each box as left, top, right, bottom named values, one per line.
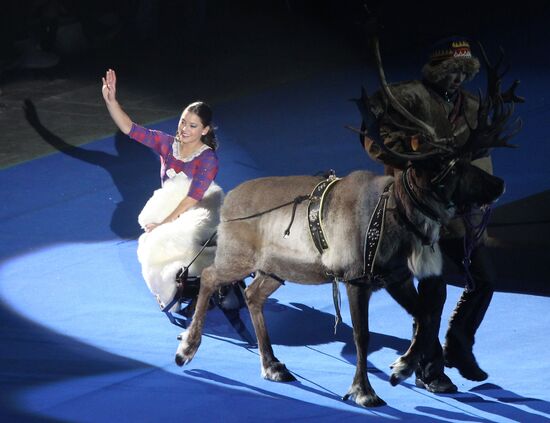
left=1, top=65, right=549, bottom=422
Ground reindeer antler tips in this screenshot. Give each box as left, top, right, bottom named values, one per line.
left=345, top=125, right=366, bottom=136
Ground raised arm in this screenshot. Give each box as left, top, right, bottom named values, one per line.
left=102, top=69, right=132, bottom=134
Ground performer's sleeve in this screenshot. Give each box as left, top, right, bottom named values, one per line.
left=363, top=90, right=416, bottom=170
left=128, top=123, right=172, bottom=156
left=187, top=151, right=219, bottom=201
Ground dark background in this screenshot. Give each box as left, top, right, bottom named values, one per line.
left=0, top=2, right=549, bottom=422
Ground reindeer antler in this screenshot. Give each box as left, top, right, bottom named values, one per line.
left=371, top=37, right=439, bottom=143
left=467, top=90, right=522, bottom=152
left=349, top=86, right=450, bottom=162
left=478, top=43, right=509, bottom=101
left=349, top=37, right=455, bottom=162
left=479, top=42, right=525, bottom=104
left=465, top=45, right=523, bottom=153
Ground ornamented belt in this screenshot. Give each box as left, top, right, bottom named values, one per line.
left=307, top=174, right=341, bottom=254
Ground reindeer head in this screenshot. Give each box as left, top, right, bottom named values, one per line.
left=351, top=37, right=521, bottom=211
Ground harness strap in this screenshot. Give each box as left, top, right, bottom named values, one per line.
left=331, top=185, right=391, bottom=329
left=363, top=183, right=392, bottom=277
left=165, top=310, right=190, bottom=329
left=188, top=231, right=217, bottom=269
left=332, top=279, right=342, bottom=334
left=284, top=195, right=311, bottom=238
left=257, top=270, right=286, bottom=285
left=402, top=168, right=442, bottom=224
left=307, top=175, right=341, bottom=254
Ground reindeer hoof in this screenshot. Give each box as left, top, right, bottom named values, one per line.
left=175, top=330, right=200, bottom=367
left=175, top=353, right=189, bottom=367
left=262, top=362, right=296, bottom=382
left=343, top=387, right=386, bottom=407
left=389, top=357, right=414, bottom=385
left=389, top=373, right=402, bottom=386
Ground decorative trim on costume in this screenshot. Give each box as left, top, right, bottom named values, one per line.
left=430, top=40, right=473, bottom=63
left=172, top=142, right=211, bottom=162
left=421, top=38, right=480, bottom=83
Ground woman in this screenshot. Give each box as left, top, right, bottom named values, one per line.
left=102, top=69, right=224, bottom=312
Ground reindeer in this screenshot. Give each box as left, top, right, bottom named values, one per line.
left=173, top=40, right=520, bottom=407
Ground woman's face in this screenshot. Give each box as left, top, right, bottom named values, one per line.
left=175, top=110, right=209, bottom=144
left=437, top=71, right=467, bottom=95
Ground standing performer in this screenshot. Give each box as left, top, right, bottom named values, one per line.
left=363, top=38, right=523, bottom=393
left=101, top=68, right=225, bottom=312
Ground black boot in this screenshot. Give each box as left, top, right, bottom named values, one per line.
left=440, top=241, right=495, bottom=382
left=414, top=277, right=457, bottom=393
left=415, top=372, right=457, bottom=393
left=444, top=331, right=488, bottom=381
left=443, top=287, right=492, bottom=382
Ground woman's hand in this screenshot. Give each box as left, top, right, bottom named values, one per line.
left=102, top=69, right=117, bottom=104
left=101, top=68, right=132, bottom=134
left=144, top=222, right=161, bottom=232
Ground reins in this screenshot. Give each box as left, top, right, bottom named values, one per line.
left=162, top=231, right=218, bottom=321
left=162, top=174, right=330, bottom=327
left=461, top=205, right=492, bottom=292
left=391, top=168, right=443, bottom=247
left=223, top=195, right=311, bottom=238
left=401, top=167, right=443, bottom=224
left=401, top=166, right=494, bottom=292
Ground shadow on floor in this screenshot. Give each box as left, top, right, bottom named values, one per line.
left=23, top=99, right=158, bottom=239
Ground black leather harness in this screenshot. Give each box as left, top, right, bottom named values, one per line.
left=306, top=175, right=392, bottom=332
left=362, top=182, right=392, bottom=278
left=307, top=174, right=341, bottom=254
left=306, top=175, right=393, bottom=283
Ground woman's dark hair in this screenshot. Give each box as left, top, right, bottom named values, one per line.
left=186, top=101, right=218, bottom=150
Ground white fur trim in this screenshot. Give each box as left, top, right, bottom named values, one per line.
left=407, top=242, right=442, bottom=279
left=137, top=172, right=223, bottom=306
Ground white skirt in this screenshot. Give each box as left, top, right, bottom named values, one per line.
left=137, top=172, right=223, bottom=310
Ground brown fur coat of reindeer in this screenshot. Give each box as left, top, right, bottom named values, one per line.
left=174, top=39, right=519, bottom=407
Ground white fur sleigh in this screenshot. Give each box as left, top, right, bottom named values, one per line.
left=137, top=172, right=223, bottom=310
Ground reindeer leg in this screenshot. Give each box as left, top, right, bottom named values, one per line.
left=386, top=272, right=450, bottom=388
left=343, top=281, right=385, bottom=407
left=245, top=273, right=294, bottom=382
left=385, top=277, right=423, bottom=384
left=175, top=265, right=224, bottom=366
